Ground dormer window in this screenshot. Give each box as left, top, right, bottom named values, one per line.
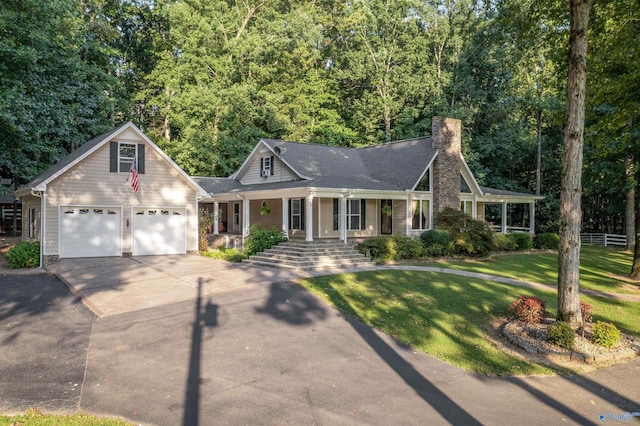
left=260, top=156, right=274, bottom=177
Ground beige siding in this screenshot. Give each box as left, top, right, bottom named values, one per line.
left=394, top=200, right=408, bottom=234
left=249, top=199, right=282, bottom=230
left=20, top=195, right=41, bottom=242
left=239, top=148, right=298, bottom=185
left=43, top=137, right=199, bottom=256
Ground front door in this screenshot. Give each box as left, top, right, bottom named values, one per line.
left=381, top=199, right=392, bottom=235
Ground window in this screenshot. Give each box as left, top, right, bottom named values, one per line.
left=29, top=208, right=36, bottom=238
left=411, top=200, right=430, bottom=230
left=415, top=169, right=430, bottom=191
left=461, top=174, right=472, bottom=193
left=119, top=143, right=136, bottom=172
left=260, top=156, right=274, bottom=177
left=110, top=142, right=145, bottom=174
left=347, top=199, right=366, bottom=230
left=291, top=199, right=302, bottom=229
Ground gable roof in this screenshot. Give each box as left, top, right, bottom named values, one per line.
left=229, top=137, right=438, bottom=192
left=16, top=122, right=207, bottom=197
left=199, top=136, right=543, bottom=202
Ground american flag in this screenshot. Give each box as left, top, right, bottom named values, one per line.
left=130, top=160, right=139, bottom=192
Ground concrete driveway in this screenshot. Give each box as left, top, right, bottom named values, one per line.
left=44, top=255, right=317, bottom=316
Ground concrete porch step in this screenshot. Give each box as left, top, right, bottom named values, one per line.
left=243, top=240, right=372, bottom=271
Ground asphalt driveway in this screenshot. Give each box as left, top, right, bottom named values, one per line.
left=1, top=257, right=639, bottom=425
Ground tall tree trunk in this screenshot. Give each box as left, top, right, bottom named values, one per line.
left=630, top=176, right=640, bottom=279
left=536, top=109, right=542, bottom=196
left=558, top=0, right=590, bottom=329
left=625, top=155, right=635, bottom=252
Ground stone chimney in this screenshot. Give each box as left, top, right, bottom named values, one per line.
left=431, top=117, right=462, bottom=226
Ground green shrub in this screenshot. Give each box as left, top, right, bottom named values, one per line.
left=201, top=247, right=246, bottom=262
left=592, top=321, right=621, bottom=348
left=391, top=234, right=424, bottom=259
left=441, top=209, right=495, bottom=256
left=359, top=237, right=396, bottom=261
left=420, top=230, right=453, bottom=256
left=548, top=321, right=575, bottom=350
left=359, top=235, right=422, bottom=260
left=198, top=208, right=214, bottom=252
left=5, top=241, right=40, bottom=268
left=493, top=234, right=518, bottom=251
left=508, top=233, right=532, bottom=250
left=437, top=208, right=495, bottom=257
left=242, top=223, right=287, bottom=256
left=509, top=296, right=546, bottom=324
left=534, top=232, right=560, bottom=249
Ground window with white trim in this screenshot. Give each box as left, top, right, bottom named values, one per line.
left=347, top=199, right=362, bottom=230
left=291, top=199, right=302, bottom=229
left=119, top=143, right=136, bottom=172
left=411, top=199, right=430, bottom=230
left=261, top=156, right=272, bottom=177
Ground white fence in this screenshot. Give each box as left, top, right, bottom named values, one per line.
left=580, top=233, right=627, bottom=247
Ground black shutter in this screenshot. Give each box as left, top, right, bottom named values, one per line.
left=288, top=199, right=292, bottom=229
left=361, top=199, right=366, bottom=229
left=300, top=198, right=305, bottom=231
left=270, top=156, right=274, bottom=175
left=138, top=144, right=145, bottom=174
left=260, top=158, right=264, bottom=176
left=333, top=199, right=339, bottom=230
left=110, top=142, right=118, bottom=172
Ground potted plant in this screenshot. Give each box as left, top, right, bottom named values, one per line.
left=381, top=204, right=392, bottom=217
left=215, top=208, right=225, bottom=232
left=260, top=203, right=271, bottom=216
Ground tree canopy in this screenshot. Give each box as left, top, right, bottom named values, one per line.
left=1, top=0, right=637, bottom=236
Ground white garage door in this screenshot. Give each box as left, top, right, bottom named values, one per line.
left=60, top=207, right=122, bottom=258
left=132, top=208, right=186, bottom=256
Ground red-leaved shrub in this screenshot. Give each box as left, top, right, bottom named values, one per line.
left=509, top=296, right=546, bottom=324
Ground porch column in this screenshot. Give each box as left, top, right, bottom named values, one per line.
left=305, top=194, right=314, bottom=242
left=282, top=197, right=289, bottom=239
left=501, top=202, right=508, bottom=234
left=213, top=201, right=219, bottom=235
left=406, top=195, right=411, bottom=234
left=242, top=198, right=250, bottom=239
left=529, top=201, right=536, bottom=234
left=340, top=196, right=347, bottom=243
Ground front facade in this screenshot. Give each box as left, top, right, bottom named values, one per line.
left=197, top=117, right=543, bottom=246
left=16, top=122, right=207, bottom=264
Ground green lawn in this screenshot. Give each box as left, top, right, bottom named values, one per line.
left=0, top=409, right=133, bottom=425
left=298, top=263, right=640, bottom=376
left=416, top=245, right=638, bottom=294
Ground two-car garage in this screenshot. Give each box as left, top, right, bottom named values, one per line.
left=60, top=206, right=186, bottom=258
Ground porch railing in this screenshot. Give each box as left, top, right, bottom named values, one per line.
left=580, top=233, right=627, bottom=247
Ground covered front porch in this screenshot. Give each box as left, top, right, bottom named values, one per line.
left=200, top=188, right=541, bottom=249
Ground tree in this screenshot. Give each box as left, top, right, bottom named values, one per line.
left=558, top=0, right=590, bottom=328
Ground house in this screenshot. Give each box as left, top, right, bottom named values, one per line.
left=15, top=122, right=208, bottom=264
left=195, top=117, right=543, bottom=246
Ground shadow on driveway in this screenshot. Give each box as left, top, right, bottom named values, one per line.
left=0, top=273, right=94, bottom=414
